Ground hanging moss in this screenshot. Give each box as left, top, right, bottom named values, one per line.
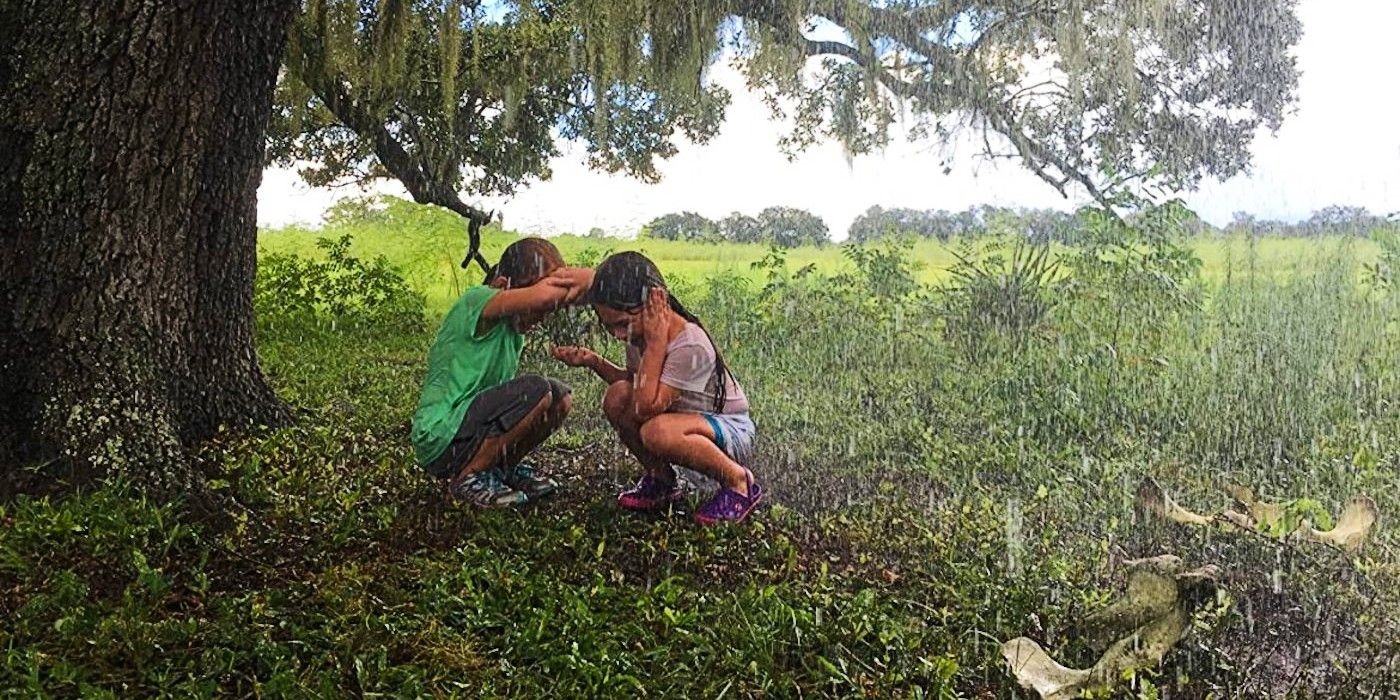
left=439, top=0, right=462, bottom=126
left=570, top=0, right=738, bottom=143
left=369, top=0, right=411, bottom=114
left=271, top=0, right=1303, bottom=212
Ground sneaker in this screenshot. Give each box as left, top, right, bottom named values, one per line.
left=503, top=462, right=559, bottom=501
left=693, top=472, right=764, bottom=526
left=617, top=474, right=683, bottom=512
left=450, top=468, right=528, bottom=508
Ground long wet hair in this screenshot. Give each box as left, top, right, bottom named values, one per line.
left=587, top=251, right=731, bottom=413
left=487, top=237, right=564, bottom=287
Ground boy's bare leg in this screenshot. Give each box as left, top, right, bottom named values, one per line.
left=449, top=392, right=569, bottom=490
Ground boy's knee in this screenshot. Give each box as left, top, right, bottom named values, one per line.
left=540, top=378, right=574, bottom=420
left=546, top=377, right=572, bottom=402
left=512, top=375, right=554, bottom=411
left=553, top=392, right=574, bottom=417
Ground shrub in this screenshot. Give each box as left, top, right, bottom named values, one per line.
left=255, top=233, right=425, bottom=334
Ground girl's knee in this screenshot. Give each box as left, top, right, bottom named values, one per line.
left=639, top=418, right=674, bottom=454
left=602, top=381, right=631, bottom=422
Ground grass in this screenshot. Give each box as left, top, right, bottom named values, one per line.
left=255, top=199, right=1382, bottom=315
left=2, top=200, right=1397, bottom=697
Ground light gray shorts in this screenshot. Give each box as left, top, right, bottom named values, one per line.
left=701, top=412, right=756, bottom=466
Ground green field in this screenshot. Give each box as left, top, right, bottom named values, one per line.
left=256, top=201, right=1382, bottom=314
left=4, top=200, right=1397, bottom=697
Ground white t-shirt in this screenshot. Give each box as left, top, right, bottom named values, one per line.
left=626, top=322, right=749, bottom=415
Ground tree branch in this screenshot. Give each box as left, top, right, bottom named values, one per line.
left=288, top=23, right=492, bottom=271
left=784, top=2, right=1120, bottom=211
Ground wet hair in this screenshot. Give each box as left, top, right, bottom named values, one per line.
left=587, top=251, right=731, bottom=413
left=487, top=237, right=565, bottom=287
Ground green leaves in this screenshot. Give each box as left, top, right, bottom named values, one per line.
left=254, top=232, right=426, bottom=335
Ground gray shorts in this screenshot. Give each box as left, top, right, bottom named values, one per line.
left=702, top=412, right=756, bottom=466
left=422, top=374, right=570, bottom=479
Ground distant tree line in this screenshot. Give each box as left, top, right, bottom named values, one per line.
left=848, top=205, right=1085, bottom=244
left=850, top=204, right=1396, bottom=243
left=1223, top=206, right=1396, bottom=238
left=641, top=207, right=830, bottom=247
left=632, top=203, right=1396, bottom=246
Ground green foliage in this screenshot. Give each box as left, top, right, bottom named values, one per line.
left=1059, top=201, right=1205, bottom=348
left=940, top=239, right=1060, bottom=355
left=274, top=0, right=1307, bottom=245
left=849, top=204, right=1080, bottom=244
left=255, top=233, right=425, bottom=334
left=273, top=0, right=729, bottom=198
left=1232, top=205, right=1396, bottom=238
left=643, top=207, right=830, bottom=247
left=640, top=211, right=719, bottom=242
left=721, top=211, right=764, bottom=244
left=838, top=237, right=924, bottom=302
left=1259, top=498, right=1335, bottom=538
left=1364, top=227, right=1400, bottom=291
left=6, top=221, right=1399, bottom=697
left=755, top=206, right=830, bottom=248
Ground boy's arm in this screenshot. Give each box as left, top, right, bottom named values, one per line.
left=479, top=265, right=594, bottom=322
left=550, top=266, right=595, bottom=304
left=479, top=279, right=572, bottom=320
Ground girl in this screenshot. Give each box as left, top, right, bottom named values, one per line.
left=412, top=237, right=593, bottom=507
left=552, top=252, right=762, bottom=525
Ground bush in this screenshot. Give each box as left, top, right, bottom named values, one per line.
left=255, top=233, right=425, bottom=334
left=940, top=238, right=1060, bottom=356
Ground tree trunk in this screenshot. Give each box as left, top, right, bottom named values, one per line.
left=0, top=0, right=298, bottom=492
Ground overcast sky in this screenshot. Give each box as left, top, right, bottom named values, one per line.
left=257, top=0, right=1400, bottom=239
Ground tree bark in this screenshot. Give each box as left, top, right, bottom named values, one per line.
left=0, top=0, right=298, bottom=492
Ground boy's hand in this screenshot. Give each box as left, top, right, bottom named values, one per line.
left=551, top=345, right=598, bottom=368
left=545, top=267, right=594, bottom=305
left=640, top=287, right=669, bottom=343
left=536, top=275, right=576, bottom=308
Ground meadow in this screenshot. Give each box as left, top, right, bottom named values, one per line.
left=2, top=198, right=1396, bottom=698
left=255, top=199, right=1380, bottom=314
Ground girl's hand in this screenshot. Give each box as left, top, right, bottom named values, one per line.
left=639, top=287, right=669, bottom=343
left=551, top=345, right=598, bottom=368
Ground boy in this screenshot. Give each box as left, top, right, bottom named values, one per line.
left=412, top=238, right=593, bottom=506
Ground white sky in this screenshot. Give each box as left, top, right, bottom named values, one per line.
left=257, top=0, right=1400, bottom=239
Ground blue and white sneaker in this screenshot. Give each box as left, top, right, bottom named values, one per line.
left=450, top=467, right=528, bottom=507
left=503, top=462, right=559, bottom=501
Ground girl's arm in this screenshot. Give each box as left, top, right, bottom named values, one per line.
left=551, top=346, right=630, bottom=384
left=631, top=339, right=679, bottom=421
left=630, top=288, right=680, bottom=421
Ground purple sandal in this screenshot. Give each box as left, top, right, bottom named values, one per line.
left=693, top=472, right=764, bottom=526
left=618, top=474, right=683, bottom=512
